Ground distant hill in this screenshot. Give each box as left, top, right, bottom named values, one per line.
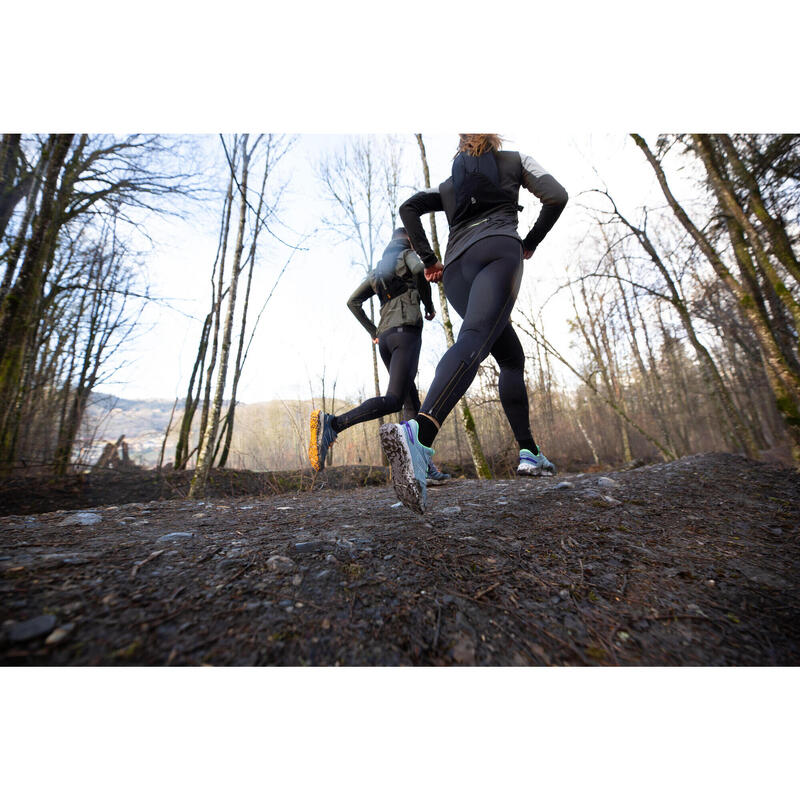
left=83, top=393, right=185, bottom=466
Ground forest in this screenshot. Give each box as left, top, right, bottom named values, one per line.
left=1, top=133, right=798, bottom=495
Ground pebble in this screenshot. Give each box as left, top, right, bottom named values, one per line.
left=8, top=614, right=57, bottom=643
left=58, top=512, right=102, bottom=527
left=451, top=636, right=476, bottom=665
left=555, top=481, right=574, bottom=490
left=598, top=477, right=619, bottom=488
left=559, top=589, right=570, bottom=599
left=439, top=506, right=462, bottom=514
left=156, top=532, right=195, bottom=543
left=601, top=495, right=622, bottom=506
left=245, top=600, right=271, bottom=611
left=267, top=555, right=295, bottom=573
left=45, top=623, right=75, bottom=646
left=391, top=502, right=403, bottom=508
left=294, top=541, right=324, bottom=553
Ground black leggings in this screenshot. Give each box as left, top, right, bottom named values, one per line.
left=333, top=326, right=421, bottom=432
left=420, top=236, right=533, bottom=445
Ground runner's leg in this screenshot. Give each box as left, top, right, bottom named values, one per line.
left=490, top=322, right=537, bottom=453
left=416, top=237, right=523, bottom=445
left=331, top=328, right=420, bottom=432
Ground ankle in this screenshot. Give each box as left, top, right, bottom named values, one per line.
left=414, top=414, right=438, bottom=448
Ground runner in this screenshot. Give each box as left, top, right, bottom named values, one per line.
left=309, top=228, right=449, bottom=483
left=380, top=134, right=568, bottom=513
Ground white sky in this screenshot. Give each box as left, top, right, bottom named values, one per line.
left=97, top=132, right=669, bottom=404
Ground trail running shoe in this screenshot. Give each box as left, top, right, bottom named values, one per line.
left=309, top=409, right=337, bottom=472
left=517, top=447, right=557, bottom=477
left=426, top=463, right=451, bottom=484
left=379, top=420, right=434, bottom=514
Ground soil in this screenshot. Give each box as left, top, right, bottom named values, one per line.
left=1, top=453, right=798, bottom=666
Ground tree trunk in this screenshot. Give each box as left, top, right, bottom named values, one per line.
left=631, top=134, right=800, bottom=464
left=190, top=136, right=250, bottom=497
left=0, top=134, right=74, bottom=467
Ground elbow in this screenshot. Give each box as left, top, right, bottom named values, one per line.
left=538, top=174, right=568, bottom=210
left=551, top=183, right=569, bottom=209
left=398, top=200, right=415, bottom=224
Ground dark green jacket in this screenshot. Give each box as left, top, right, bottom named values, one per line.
left=347, top=247, right=434, bottom=338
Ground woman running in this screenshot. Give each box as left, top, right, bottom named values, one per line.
left=309, top=228, right=449, bottom=482
left=380, top=134, right=568, bottom=513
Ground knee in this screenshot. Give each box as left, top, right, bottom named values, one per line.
left=383, top=393, right=403, bottom=413
left=495, top=352, right=525, bottom=373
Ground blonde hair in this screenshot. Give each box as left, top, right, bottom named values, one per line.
left=456, top=134, right=503, bottom=157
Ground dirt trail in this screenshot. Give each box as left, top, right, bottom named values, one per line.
left=1, top=453, right=798, bottom=666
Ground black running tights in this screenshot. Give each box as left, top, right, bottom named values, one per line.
left=419, top=236, right=533, bottom=446
left=333, top=326, right=421, bottom=432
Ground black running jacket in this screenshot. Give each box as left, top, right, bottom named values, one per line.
left=399, top=150, right=568, bottom=268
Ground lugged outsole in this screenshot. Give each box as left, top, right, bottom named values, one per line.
left=517, top=464, right=557, bottom=478
left=379, top=423, right=425, bottom=514
left=309, top=410, right=323, bottom=472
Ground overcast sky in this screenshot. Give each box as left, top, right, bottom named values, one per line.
left=97, top=131, right=672, bottom=405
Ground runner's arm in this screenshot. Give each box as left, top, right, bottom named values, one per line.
left=519, top=153, right=569, bottom=253
left=399, top=188, right=444, bottom=268
left=415, top=271, right=434, bottom=316
left=346, top=279, right=378, bottom=339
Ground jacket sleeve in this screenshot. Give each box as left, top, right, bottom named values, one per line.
left=518, top=153, right=568, bottom=253
left=399, top=188, right=443, bottom=268
left=403, top=250, right=433, bottom=315
left=347, top=278, right=378, bottom=339
left=415, top=270, right=434, bottom=315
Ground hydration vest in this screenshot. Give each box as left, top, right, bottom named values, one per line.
left=451, top=150, right=522, bottom=226
left=372, top=243, right=414, bottom=307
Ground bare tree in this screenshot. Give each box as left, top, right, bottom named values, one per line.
left=186, top=134, right=295, bottom=496
left=632, top=134, right=800, bottom=464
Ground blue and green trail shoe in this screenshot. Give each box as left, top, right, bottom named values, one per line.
left=517, top=447, right=556, bottom=477
left=379, top=420, right=434, bottom=514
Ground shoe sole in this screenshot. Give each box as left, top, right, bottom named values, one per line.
left=517, top=466, right=542, bottom=477
left=380, top=423, right=425, bottom=514
left=309, top=410, right=323, bottom=472
left=517, top=465, right=557, bottom=478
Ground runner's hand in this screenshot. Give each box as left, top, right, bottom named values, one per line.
left=523, top=249, right=534, bottom=260
left=424, top=262, right=444, bottom=283
left=372, top=337, right=379, bottom=344
left=425, top=309, right=435, bottom=321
